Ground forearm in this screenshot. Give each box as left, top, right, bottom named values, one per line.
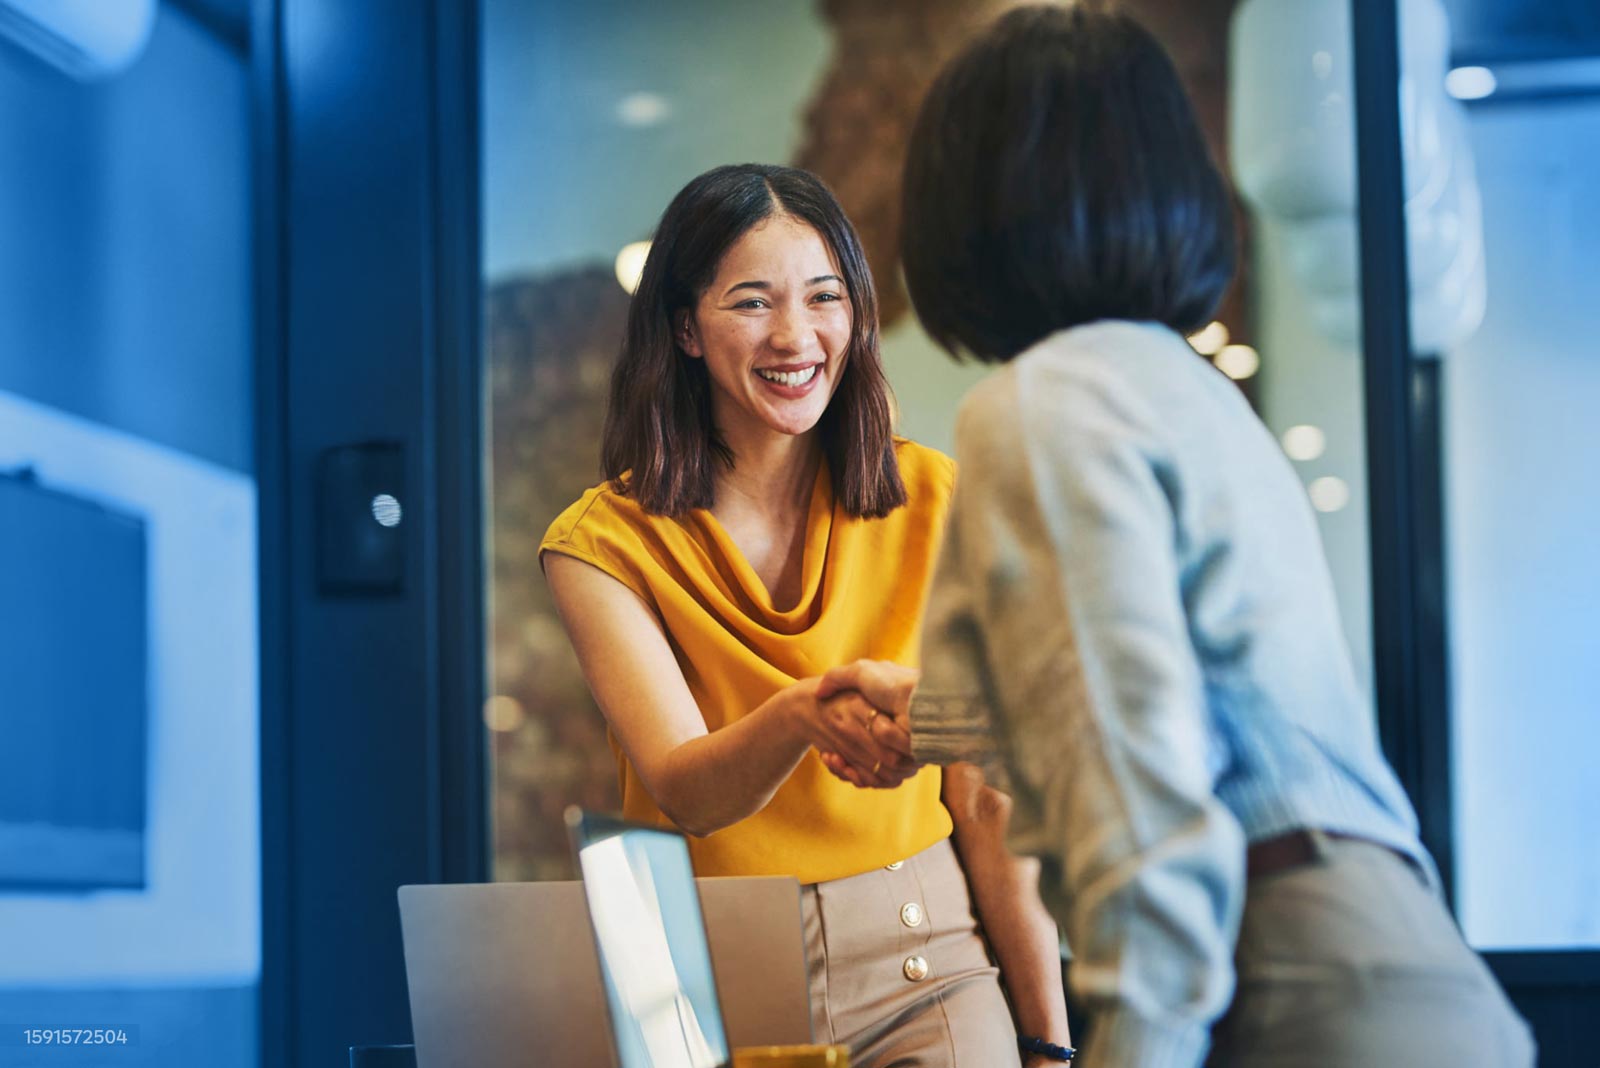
left=649, top=690, right=812, bottom=837
left=953, top=819, right=1072, bottom=1049
left=943, top=765, right=1071, bottom=1053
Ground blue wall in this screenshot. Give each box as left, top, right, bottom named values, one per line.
left=0, top=3, right=257, bottom=1066
left=0, top=2, right=251, bottom=475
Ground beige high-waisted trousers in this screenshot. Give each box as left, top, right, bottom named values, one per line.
left=801, top=837, right=1022, bottom=1068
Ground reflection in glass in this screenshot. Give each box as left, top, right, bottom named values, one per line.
left=574, top=820, right=728, bottom=1068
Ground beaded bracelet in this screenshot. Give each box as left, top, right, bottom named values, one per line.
left=1018, top=1034, right=1076, bottom=1062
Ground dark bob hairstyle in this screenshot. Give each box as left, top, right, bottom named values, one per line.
left=603, top=163, right=906, bottom=518
left=901, top=3, right=1237, bottom=362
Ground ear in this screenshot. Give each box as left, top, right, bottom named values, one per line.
left=675, top=309, right=703, bottom=358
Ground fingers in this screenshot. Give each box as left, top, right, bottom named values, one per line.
left=819, top=692, right=886, bottom=767
left=820, top=751, right=869, bottom=788
left=870, top=711, right=914, bottom=758
left=815, top=659, right=918, bottom=716
left=822, top=694, right=917, bottom=776
left=815, top=661, right=866, bottom=701
left=819, top=749, right=919, bottom=790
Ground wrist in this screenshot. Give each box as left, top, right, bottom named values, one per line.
left=1017, top=1034, right=1075, bottom=1062
left=772, top=678, right=818, bottom=749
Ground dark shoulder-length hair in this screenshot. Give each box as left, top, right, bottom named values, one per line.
left=602, top=163, right=906, bottom=518
left=901, top=3, right=1237, bottom=362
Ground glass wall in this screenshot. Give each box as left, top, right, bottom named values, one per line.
left=482, top=0, right=1394, bottom=883
left=1229, top=0, right=1380, bottom=698
left=0, top=4, right=259, bottom=1064
left=1424, top=29, right=1600, bottom=948
left=1233, top=0, right=1600, bottom=951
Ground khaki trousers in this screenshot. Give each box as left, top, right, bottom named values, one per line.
left=801, top=837, right=1021, bottom=1068
left=1210, top=832, right=1536, bottom=1067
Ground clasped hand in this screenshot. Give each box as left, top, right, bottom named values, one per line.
left=798, top=659, right=921, bottom=790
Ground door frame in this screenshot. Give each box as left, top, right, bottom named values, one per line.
left=254, top=0, right=488, bottom=1063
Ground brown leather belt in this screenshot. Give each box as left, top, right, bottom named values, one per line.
left=1246, top=829, right=1378, bottom=879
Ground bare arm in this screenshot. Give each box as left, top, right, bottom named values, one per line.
left=943, top=763, right=1072, bottom=1063
left=544, top=552, right=911, bottom=836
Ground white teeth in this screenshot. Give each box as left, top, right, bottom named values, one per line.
left=755, top=365, right=819, bottom=387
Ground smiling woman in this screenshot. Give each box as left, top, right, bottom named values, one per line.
left=534, top=163, right=1063, bottom=1067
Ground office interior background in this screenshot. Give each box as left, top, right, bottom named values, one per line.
left=0, top=0, right=1596, bottom=1064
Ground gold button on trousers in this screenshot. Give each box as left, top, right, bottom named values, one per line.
left=800, top=838, right=1020, bottom=1068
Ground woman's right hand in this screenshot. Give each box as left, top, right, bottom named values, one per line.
left=782, top=677, right=918, bottom=789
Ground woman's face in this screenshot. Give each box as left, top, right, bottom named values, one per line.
left=678, top=214, right=852, bottom=445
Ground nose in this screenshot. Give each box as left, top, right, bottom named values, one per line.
left=766, top=302, right=807, bottom=355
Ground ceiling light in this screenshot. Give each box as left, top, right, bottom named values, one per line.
left=484, top=696, right=527, bottom=733
left=1215, top=344, right=1261, bottom=381
left=1281, top=425, right=1327, bottom=462
left=1308, top=476, right=1350, bottom=513
left=615, top=241, right=651, bottom=295
left=616, top=92, right=671, bottom=127
left=1188, top=320, right=1230, bottom=356
left=1445, top=66, right=1496, bottom=101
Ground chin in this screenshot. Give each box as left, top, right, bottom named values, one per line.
left=763, top=412, right=826, bottom=438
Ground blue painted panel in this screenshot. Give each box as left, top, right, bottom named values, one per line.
left=0, top=473, right=147, bottom=890
left=1444, top=0, right=1600, bottom=63
left=0, top=4, right=252, bottom=475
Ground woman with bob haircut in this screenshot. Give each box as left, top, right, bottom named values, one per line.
left=820, top=6, right=1534, bottom=1067
left=540, top=162, right=1070, bottom=1067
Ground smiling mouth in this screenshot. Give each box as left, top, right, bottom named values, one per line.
left=755, top=365, right=820, bottom=387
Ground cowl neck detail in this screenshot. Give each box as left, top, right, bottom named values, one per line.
left=677, top=458, right=835, bottom=634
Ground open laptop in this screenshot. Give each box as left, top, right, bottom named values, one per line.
left=399, top=822, right=811, bottom=1068
left=568, top=808, right=739, bottom=1068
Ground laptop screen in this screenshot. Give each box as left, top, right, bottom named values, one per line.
left=567, top=810, right=731, bottom=1068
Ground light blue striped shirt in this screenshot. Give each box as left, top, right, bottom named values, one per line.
left=910, top=320, right=1432, bottom=1068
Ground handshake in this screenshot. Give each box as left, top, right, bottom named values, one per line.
left=801, top=659, right=922, bottom=790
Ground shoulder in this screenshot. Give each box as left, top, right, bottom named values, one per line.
left=543, top=481, right=644, bottom=548
left=540, top=478, right=674, bottom=567
left=948, top=324, right=1194, bottom=507
left=540, top=481, right=663, bottom=601
left=965, top=322, right=1183, bottom=453
left=888, top=437, right=956, bottom=528
left=892, top=436, right=957, bottom=500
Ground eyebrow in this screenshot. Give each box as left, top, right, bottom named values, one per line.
left=722, top=274, right=843, bottom=298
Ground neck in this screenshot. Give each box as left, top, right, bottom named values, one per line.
left=714, top=425, right=823, bottom=520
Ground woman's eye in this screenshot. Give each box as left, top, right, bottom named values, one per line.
left=813, top=292, right=842, bottom=303
left=735, top=298, right=769, bottom=310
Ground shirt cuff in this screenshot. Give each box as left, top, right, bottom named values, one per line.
left=1076, top=1006, right=1211, bottom=1068
left=909, top=691, right=994, bottom=765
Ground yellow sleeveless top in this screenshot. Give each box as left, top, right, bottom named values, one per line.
left=539, top=439, right=956, bottom=883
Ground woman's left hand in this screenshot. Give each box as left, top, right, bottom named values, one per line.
left=816, top=658, right=919, bottom=720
